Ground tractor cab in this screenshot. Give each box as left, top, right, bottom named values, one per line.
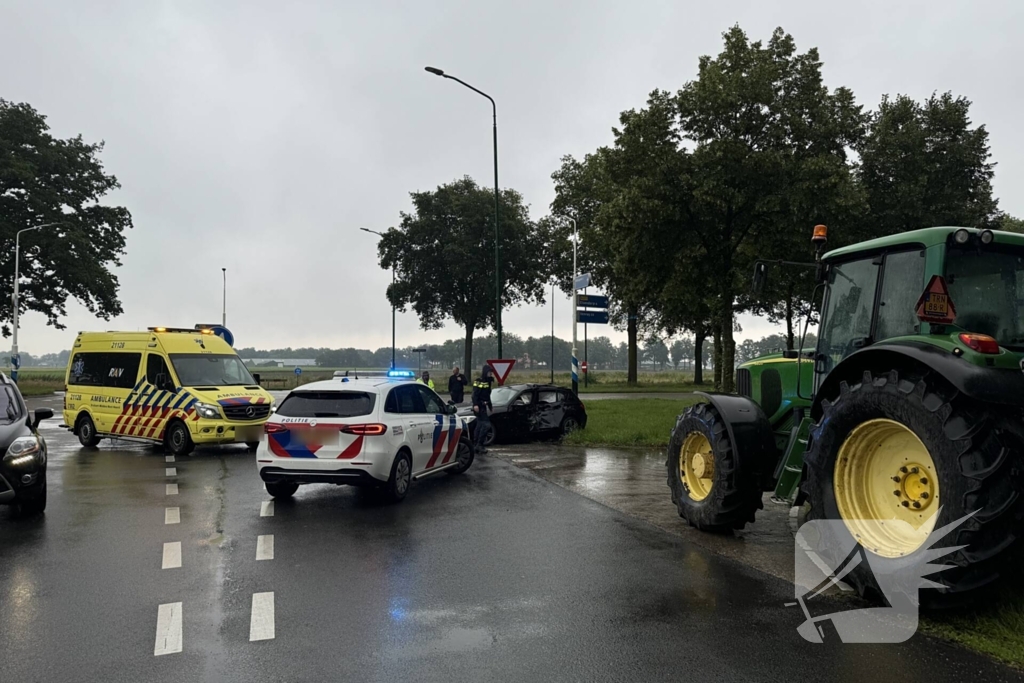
left=667, top=224, right=1024, bottom=607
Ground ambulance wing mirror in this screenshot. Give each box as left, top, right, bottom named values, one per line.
left=252, top=373, right=262, bottom=385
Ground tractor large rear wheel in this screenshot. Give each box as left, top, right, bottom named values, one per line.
left=802, top=369, right=1023, bottom=607
left=666, top=403, right=763, bottom=531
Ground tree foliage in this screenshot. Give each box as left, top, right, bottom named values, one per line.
left=378, top=177, right=550, bottom=373
left=0, top=100, right=133, bottom=335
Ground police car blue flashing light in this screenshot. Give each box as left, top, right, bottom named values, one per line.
left=387, top=370, right=416, bottom=378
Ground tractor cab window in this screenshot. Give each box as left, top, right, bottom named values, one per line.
left=876, top=250, right=926, bottom=342
left=817, top=257, right=879, bottom=377
left=946, top=247, right=1024, bottom=350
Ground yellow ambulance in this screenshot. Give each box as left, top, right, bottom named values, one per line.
left=63, top=327, right=274, bottom=455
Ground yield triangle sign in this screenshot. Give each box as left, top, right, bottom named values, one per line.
left=487, top=358, right=516, bottom=386
left=915, top=275, right=957, bottom=324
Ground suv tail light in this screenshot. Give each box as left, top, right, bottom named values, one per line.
left=959, top=332, right=1000, bottom=354
left=264, top=423, right=288, bottom=434
left=341, top=423, right=387, bottom=436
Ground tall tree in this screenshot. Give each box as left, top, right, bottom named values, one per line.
left=0, top=100, right=133, bottom=335
left=858, top=92, right=998, bottom=236
left=377, top=177, right=549, bottom=373
left=675, top=26, right=865, bottom=391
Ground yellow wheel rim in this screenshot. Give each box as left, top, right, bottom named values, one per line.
left=680, top=432, right=714, bottom=501
left=834, top=418, right=940, bottom=558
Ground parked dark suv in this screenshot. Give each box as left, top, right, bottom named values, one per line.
left=0, top=374, right=53, bottom=516
left=460, top=383, right=587, bottom=446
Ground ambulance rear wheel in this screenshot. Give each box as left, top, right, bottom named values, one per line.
left=165, top=421, right=195, bottom=456
left=77, top=414, right=101, bottom=448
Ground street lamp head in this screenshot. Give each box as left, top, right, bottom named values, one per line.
left=424, top=66, right=445, bottom=77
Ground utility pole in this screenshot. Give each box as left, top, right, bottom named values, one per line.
left=11, top=222, right=60, bottom=382
left=222, top=268, right=227, bottom=327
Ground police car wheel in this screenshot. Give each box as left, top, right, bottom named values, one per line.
left=447, top=438, right=474, bottom=475
left=384, top=451, right=412, bottom=503
left=165, top=421, right=195, bottom=456
left=77, top=415, right=101, bottom=448
left=266, top=481, right=298, bottom=499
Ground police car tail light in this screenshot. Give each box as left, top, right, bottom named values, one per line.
left=264, top=423, right=288, bottom=435
left=341, top=423, right=387, bottom=436
left=959, top=332, right=1000, bottom=354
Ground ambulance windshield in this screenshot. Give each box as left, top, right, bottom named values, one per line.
left=170, top=354, right=256, bottom=387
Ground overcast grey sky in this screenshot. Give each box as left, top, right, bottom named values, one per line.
left=2, top=0, right=1022, bottom=354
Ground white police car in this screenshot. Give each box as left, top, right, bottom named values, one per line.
left=255, top=371, right=475, bottom=502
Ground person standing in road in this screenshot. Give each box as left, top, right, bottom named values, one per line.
left=417, top=371, right=435, bottom=390
left=448, top=366, right=468, bottom=403
left=471, top=364, right=494, bottom=453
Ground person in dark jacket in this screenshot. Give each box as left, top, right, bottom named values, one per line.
left=471, top=364, right=494, bottom=452
left=448, top=366, right=468, bottom=403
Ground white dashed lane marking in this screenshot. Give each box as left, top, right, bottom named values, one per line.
left=162, top=542, right=182, bottom=569
left=165, top=455, right=175, bottom=463
left=249, top=592, right=275, bottom=641
left=260, top=501, right=274, bottom=517
left=166, top=483, right=178, bottom=495
left=256, top=535, right=274, bottom=561
left=166, top=467, right=177, bottom=477
left=154, top=602, right=183, bottom=656
left=165, top=507, right=180, bottom=525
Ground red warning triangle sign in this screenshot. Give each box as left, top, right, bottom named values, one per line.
left=487, top=359, right=516, bottom=386
left=915, top=275, right=957, bottom=324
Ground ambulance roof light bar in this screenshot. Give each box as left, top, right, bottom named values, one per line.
left=148, top=326, right=212, bottom=334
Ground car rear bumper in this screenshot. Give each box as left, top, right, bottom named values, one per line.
left=259, top=466, right=380, bottom=486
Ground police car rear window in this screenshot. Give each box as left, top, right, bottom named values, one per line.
left=276, top=391, right=375, bottom=418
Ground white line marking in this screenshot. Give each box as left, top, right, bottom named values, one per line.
left=166, top=455, right=175, bottom=463
left=166, top=483, right=178, bottom=495
left=154, top=602, right=183, bottom=656
left=256, top=535, right=274, bottom=561
left=166, top=467, right=177, bottom=477
left=249, top=592, right=275, bottom=641
left=162, top=541, right=182, bottom=569
left=260, top=501, right=274, bottom=517
left=165, top=507, right=180, bottom=525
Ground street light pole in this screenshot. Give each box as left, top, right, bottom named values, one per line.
left=550, top=280, right=555, bottom=384
left=424, top=66, right=502, bottom=359
left=222, top=268, right=227, bottom=327
left=360, top=227, right=396, bottom=370
left=558, top=216, right=579, bottom=395
left=11, top=222, right=60, bottom=381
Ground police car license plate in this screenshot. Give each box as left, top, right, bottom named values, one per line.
left=292, top=428, right=340, bottom=446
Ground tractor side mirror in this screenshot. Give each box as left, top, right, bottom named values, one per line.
left=752, top=261, right=768, bottom=295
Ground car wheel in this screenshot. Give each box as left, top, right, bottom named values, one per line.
left=384, top=450, right=412, bottom=502
left=18, top=476, right=47, bottom=517
left=482, top=423, right=496, bottom=447
left=77, top=414, right=101, bottom=448
left=266, top=481, right=298, bottom=499
left=164, top=421, right=195, bottom=456
left=561, top=416, right=580, bottom=436
left=447, top=438, right=475, bottom=476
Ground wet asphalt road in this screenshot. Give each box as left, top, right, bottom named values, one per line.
left=1, top=396, right=1021, bottom=682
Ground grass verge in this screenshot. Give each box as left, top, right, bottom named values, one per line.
left=564, top=397, right=699, bottom=448
left=921, top=588, right=1024, bottom=668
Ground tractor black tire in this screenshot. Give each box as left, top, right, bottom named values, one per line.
left=77, top=414, right=101, bottom=448
left=802, top=369, right=1024, bottom=608
left=666, top=403, right=763, bottom=532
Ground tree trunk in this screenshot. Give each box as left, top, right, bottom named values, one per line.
left=463, top=323, right=475, bottom=378
left=720, top=305, right=736, bottom=394
left=785, top=287, right=795, bottom=350
left=693, top=330, right=706, bottom=385
left=627, top=308, right=638, bottom=385
left=713, top=328, right=722, bottom=391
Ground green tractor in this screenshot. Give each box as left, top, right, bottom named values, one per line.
left=667, top=225, right=1024, bottom=604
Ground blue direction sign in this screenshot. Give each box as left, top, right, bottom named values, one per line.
left=576, top=294, right=609, bottom=309
left=294, top=367, right=303, bottom=376
left=576, top=310, right=609, bottom=324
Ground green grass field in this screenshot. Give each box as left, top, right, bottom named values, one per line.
left=564, top=397, right=699, bottom=448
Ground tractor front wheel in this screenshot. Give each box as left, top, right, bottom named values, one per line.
left=666, top=403, right=763, bottom=532
left=802, top=369, right=1022, bottom=606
